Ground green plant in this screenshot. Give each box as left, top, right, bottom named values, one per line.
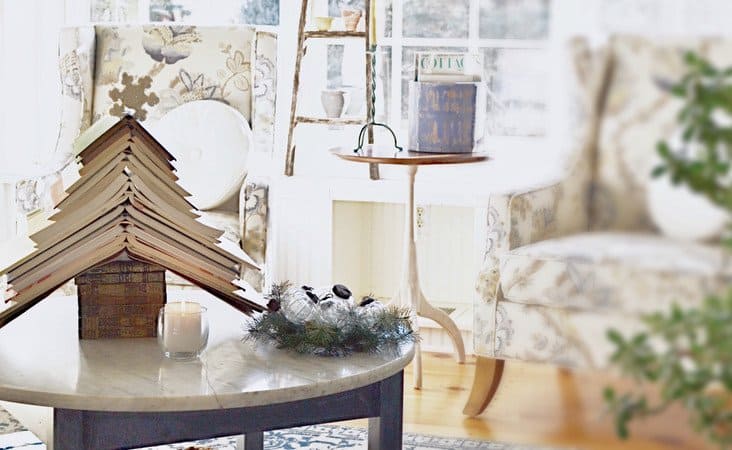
left=605, top=51, right=732, bottom=448
left=246, top=282, right=418, bottom=356
left=654, top=51, right=732, bottom=214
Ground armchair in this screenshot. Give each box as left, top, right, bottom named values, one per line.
left=50, top=25, right=277, bottom=291
left=465, top=36, right=732, bottom=416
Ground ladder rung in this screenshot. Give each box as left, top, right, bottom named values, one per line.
left=295, top=116, right=365, bottom=126
left=303, top=30, right=366, bottom=39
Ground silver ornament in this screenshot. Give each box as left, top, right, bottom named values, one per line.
left=358, top=300, right=386, bottom=326
left=319, top=298, right=351, bottom=327
left=282, top=288, right=321, bottom=324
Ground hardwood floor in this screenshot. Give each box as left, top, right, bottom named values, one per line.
left=347, top=352, right=710, bottom=449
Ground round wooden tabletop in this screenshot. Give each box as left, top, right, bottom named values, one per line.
left=330, top=145, right=489, bottom=166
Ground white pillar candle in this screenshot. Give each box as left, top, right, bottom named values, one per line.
left=163, top=302, right=202, bottom=353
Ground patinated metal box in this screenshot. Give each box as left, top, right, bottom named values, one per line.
left=75, top=260, right=166, bottom=339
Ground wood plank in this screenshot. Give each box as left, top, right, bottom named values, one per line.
left=304, top=30, right=366, bottom=39
left=339, top=353, right=714, bottom=450
left=295, top=115, right=365, bottom=126
left=284, top=0, right=309, bottom=177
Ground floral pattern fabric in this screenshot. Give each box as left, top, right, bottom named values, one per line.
left=500, top=232, right=732, bottom=314
left=591, top=36, right=732, bottom=231
left=252, top=31, right=277, bottom=155
left=473, top=36, right=732, bottom=368
left=50, top=26, right=277, bottom=292
left=474, top=38, right=610, bottom=358
left=494, top=301, right=643, bottom=369
left=91, top=25, right=258, bottom=124
left=240, top=180, right=268, bottom=264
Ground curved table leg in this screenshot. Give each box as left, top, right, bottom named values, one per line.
left=463, top=357, right=505, bottom=417
left=393, top=165, right=466, bottom=389
left=417, top=292, right=466, bottom=364
left=412, top=341, right=423, bottom=389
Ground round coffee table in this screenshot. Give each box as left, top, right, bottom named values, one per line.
left=332, top=146, right=489, bottom=389
left=0, top=290, right=414, bottom=449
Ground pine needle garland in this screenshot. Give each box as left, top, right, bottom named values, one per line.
left=246, top=282, right=418, bottom=356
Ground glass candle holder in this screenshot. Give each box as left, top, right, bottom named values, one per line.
left=157, top=302, right=209, bottom=361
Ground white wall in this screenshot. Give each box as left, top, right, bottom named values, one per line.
left=0, top=0, right=65, bottom=180
left=0, top=0, right=68, bottom=241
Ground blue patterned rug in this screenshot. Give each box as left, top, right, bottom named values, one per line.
left=0, top=406, right=561, bottom=449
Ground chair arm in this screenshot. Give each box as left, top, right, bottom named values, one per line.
left=251, top=31, right=277, bottom=155
left=58, top=27, right=95, bottom=164
left=12, top=28, right=96, bottom=219
left=476, top=179, right=588, bottom=302
left=239, top=178, right=269, bottom=291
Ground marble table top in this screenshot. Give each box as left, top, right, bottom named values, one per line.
left=0, top=290, right=414, bottom=412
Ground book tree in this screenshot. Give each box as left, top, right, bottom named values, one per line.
left=0, top=116, right=264, bottom=334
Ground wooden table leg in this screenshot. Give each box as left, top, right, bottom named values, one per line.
left=54, top=409, right=84, bottom=450
left=244, top=431, right=264, bottom=450
left=463, top=357, right=505, bottom=417
left=417, top=292, right=466, bottom=364
left=393, top=165, right=466, bottom=389
left=368, top=371, right=404, bottom=449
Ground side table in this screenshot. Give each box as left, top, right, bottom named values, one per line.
left=332, top=146, right=488, bottom=388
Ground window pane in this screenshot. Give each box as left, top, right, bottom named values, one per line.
left=147, top=0, right=279, bottom=25
left=483, top=48, right=547, bottom=136
left=383, top=0, right=393, bottom=38
left=149, top=0, right=191, bottom=21
left=240, top=0, right=280, bottom=25
left=327, top=44, right=345, bottom=89
left=326, top=45, right=390, bottom=122
left=324, top=41, right=371, bottom=118
left=376, top=47, right=391, bottom=123
left=403, top=0, right=469, bottom=38
left=92, top=0, right=138, bottom=22
left=479, top=0, right=550, bottom=39
left=329, top=0, right=365, bottom=17
left=401, top=47, right=467, bottom=120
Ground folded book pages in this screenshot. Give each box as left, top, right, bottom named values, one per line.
left=0, top=116, right=264, bottom=332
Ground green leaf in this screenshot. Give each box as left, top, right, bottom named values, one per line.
left=608, top=50, right=732, bottom=448
left=607, top=329, right=625, bottom=345
left=604, top=387, right=616, bottom=402
left=657, top=141, right=672, bottom=157
left=651, top=166, right=668, bottom=177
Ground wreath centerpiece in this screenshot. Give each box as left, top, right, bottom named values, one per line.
left=246, top=282, right=418, bottom=356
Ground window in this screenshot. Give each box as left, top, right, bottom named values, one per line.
left=327, top=0, right=551, bottom=137
left=91, top=0, right=280, bottom=25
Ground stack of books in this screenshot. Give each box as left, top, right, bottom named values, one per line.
left=408, top=52, right=484, bottom=153
left=0, top=116, right=264, bottom=330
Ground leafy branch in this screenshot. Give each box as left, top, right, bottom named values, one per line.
left=605, top=294, right=732, bottom=446
left=606, top=51, right=732, bottom=448
left=654, top=51, right=732, bottom=213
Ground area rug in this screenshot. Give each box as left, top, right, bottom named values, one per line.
left=0, top=406, right=562, bottom=450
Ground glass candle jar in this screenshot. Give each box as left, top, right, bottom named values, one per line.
left=157, top=302, right=209, bottom=361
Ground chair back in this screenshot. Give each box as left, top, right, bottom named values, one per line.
left=91, top=25, right=258, bottom=124
left=590, top=36, right=732, bottom=231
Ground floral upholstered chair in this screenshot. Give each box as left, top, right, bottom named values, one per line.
left=464, top=36, right=732, bottom=416
left=45, top=25, right=277, bottom=291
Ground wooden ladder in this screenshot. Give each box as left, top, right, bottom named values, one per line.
left=284, top=0, right=379, bottom=179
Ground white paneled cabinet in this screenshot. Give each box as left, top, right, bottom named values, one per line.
left=270, top=175, right=493, bottom=354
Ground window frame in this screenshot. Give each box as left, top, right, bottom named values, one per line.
left=378, top=0, right=550, bottom=136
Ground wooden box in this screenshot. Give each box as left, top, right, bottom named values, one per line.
left=75, top=260, right=167, bottom=339
left=407, top=81, right=478, bottom=153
